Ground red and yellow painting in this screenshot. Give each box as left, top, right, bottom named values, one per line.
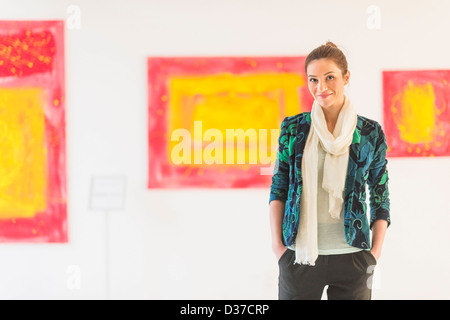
left=0, top=21, right=67, bottom=242
left=383, top=70, right=450, bottom=157
left=148, top=57, right=312, bottom=188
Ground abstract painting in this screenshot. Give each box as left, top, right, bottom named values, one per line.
left=383, top=70, right=450, bottom=157
left=0, top=21, right=67, bottom=242
left=148, top=57, right=312, bottom=188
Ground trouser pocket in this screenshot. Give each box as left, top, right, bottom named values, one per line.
left=278, top=248, right=291, bottom=265
left=351, top=250, right=376, bottom=275
left=361, top=250, right=377, bottom=266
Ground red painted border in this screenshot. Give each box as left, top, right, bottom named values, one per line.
left=0, top=21, right=67, bottom=242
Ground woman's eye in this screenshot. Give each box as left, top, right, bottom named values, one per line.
left=327, top=76, right=334, bottom=80
left=309, top=78, right=317, bottom=83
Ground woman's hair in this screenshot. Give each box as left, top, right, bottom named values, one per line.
left=304, top=41, right=348, bottom=76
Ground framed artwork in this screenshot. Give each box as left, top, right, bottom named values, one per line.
left=383, top=70, right=450, bottom=157
left=147, top=56, right=312, bottom=188
left=0, top=21, right=67, bottom=242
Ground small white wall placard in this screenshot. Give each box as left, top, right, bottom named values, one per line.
left=89, top=176, right=126, bottom=211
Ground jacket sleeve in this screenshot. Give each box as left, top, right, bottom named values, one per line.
left=269, top=117, right=290, bottom=204
left=367, top=124, right=391, bottom=229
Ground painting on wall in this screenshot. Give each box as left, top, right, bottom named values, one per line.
left=147, top=56, right=312, bottom=188
left=0, top=21, right=67, bottom=242
left=383, top=70, right=450, bottom=157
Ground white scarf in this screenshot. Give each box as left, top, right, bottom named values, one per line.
left=294, top=94, right=357, bottom=265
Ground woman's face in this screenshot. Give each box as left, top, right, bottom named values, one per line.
left=306, top=58, right=350, bottom=111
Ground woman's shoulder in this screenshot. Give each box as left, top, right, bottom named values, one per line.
left=283, top=112, right=311, bottom=126
left=280, top=112, right=310, bottom=135
left=356, top=114, right=384, bottom=135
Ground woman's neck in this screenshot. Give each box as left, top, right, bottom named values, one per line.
left=322, top=96, right=345, bottom=134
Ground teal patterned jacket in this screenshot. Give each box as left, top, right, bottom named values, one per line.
left=269, top=112, right=391, bottom=249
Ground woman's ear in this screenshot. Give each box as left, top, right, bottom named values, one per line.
left=344, top=70, right=350, bottom=86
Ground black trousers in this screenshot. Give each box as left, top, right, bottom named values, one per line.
left=278, top=249, right=377, bottom=300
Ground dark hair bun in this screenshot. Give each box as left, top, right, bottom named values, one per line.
left=325, top=41, right=338, bottom=48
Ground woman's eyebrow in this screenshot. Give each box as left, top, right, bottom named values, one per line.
left=307, top=71, right=335, bottom=77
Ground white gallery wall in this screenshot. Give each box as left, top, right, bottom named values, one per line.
left=0, top=0, right=449, bottom=299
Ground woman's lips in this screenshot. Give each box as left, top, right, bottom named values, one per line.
left=318, top=93, right=332, bottom=99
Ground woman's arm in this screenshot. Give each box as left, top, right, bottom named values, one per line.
left=367, top=125, right=391, bottom=261
left=269, top=200, right=287, bottom=260
left=370, top=219, right=388, bottom=261
left=269, top=117, right=290, bottom=260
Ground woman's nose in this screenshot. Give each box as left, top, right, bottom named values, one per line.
left=318, top=81, right=327, bottom=92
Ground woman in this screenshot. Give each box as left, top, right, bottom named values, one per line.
left=269, top=41, right=391, bottom=300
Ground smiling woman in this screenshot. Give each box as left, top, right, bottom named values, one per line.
left=269, top=41, right=391, bottom=300
left=305, top=42, right=350, bottom=134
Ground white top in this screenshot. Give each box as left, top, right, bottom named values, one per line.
left=316, top=143, right=361, bottom=255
